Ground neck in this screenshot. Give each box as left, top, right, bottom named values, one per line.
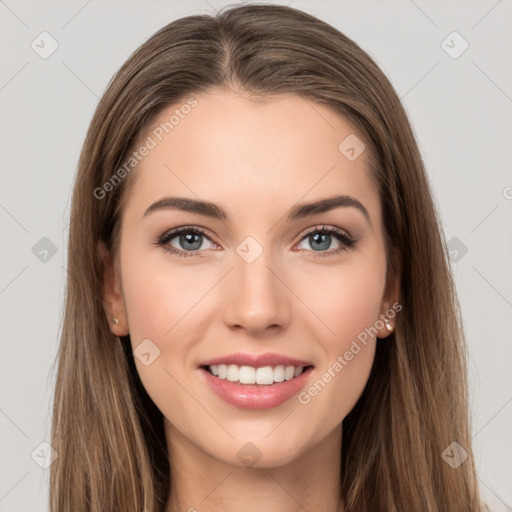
left=164, top=420, right=345, bottom=512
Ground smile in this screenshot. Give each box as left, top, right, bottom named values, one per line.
left=199, top=365, right=315, bottom=410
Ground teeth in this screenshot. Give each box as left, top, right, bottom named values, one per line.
left=207, top=364, right=307, bottom=385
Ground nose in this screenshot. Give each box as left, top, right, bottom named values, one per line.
left=221, top=249, right=291, bottom=336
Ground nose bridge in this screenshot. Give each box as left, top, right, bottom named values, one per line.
left=223, top=239, right=289, bottom=332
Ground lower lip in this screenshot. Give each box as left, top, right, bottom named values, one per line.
left=199, top=366, right=314, bottom=410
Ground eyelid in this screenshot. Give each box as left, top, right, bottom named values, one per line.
left=298, top=224, right=352, bottom=241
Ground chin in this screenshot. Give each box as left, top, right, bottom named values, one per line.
left=207, top=434, right=308, bottom=470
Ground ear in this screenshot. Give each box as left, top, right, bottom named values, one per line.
left=97, top=240, right=129, bottom=336
left=376, top=254, right=401, bottom=339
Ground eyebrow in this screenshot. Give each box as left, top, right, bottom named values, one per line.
left=143, top=194, right=371, bottom=225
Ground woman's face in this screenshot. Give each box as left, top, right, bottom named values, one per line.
left=101, top=90, right=397, bottom=468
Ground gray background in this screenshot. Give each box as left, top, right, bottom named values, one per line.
left=1, top=0, right=511, bottom=510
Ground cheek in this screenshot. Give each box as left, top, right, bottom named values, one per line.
left=293, top=252, right=386, bottom=347
left=120, top=247, right=210, bottom=343
left=298, top=338, right=376, bottom=445
left=119, top=252, right=207, bottom=425
left=294, top=289, right=380, bottom=439
left=291, top=253, right=385, bottom=420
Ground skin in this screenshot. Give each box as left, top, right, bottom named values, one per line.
left=98, top=89, right=399, bottom=512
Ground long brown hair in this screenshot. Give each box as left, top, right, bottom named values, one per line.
left=49, top=3, right=487, bottom=510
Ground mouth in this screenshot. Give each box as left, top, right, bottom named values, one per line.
left=200, top=364, right=315, bottom=386
left=199, top=363, right=315, bottom=410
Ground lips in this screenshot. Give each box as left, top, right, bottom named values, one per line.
left=199, top=351, right=313, bottom=368
left=199, top=364, right=315, bottom=409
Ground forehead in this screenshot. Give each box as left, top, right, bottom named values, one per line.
left=121, top=90, right=381, bottom=228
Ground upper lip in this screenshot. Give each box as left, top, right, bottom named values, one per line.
left=199, top=352, right=314, bottom=368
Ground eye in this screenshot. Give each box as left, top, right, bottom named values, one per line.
left=295, top=225, right=355, bottom=257
left=153, top=226, right=217, bottom=258
left=152, top=224, right=355, bottom=259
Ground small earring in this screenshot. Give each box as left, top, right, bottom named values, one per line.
left=110, top=303, right=120, bottom=326
left=384, top=318, right=394, bottom=333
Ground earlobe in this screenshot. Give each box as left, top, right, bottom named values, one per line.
left=108, top=302, right=129, bottom=336
left=97, top=240, right=130, bottom=336
left=377, top=269, right=401, bottom=339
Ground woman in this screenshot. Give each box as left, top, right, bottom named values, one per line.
left=49, top=3, right=488, bottom=511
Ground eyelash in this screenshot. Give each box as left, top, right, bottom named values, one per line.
left=152, top=225, right=355, bottom=259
